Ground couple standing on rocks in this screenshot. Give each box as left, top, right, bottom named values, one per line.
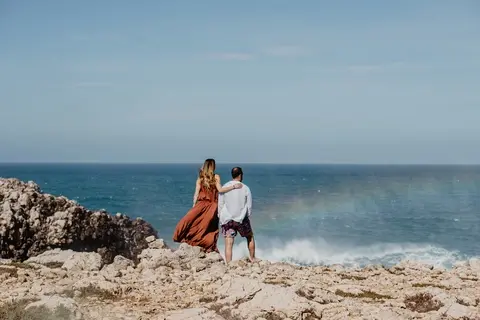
left=173, top=158, right=255, bottom=263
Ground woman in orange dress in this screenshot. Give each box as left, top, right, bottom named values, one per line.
left=172, top=159, right=242, bottom=252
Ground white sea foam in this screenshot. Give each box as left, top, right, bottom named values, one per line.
left=216, top=237, right=469, bottom=269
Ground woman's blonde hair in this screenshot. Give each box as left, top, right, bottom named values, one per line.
left=199, top=158, right=216, bottom=189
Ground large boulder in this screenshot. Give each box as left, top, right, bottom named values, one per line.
left=0, top=178, right=158, bottom=264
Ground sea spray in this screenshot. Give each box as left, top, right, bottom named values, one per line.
left=216, top=236, right=469, bottom=269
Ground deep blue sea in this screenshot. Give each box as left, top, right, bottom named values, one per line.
left=1, top=164, right=479, bottom=268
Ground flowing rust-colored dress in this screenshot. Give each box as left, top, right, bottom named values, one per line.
left=172, top=184, right=219, bottom=252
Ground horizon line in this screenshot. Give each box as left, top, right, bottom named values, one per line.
left=1, top=162, right=480, bottom=166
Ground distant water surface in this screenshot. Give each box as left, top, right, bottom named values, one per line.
left=1, top=163, right=479, bottom=268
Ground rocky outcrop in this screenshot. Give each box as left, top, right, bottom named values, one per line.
left=0, top=178, right=158, bottom=264
left=0, top=243, right=479, bottom=320
left=1, top=177, right=479, bottom=319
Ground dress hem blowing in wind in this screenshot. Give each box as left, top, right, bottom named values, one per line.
left=172, top=184, right=220, bottom=253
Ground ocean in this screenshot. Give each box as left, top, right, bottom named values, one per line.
left=1, top=163, right=479, bottom=268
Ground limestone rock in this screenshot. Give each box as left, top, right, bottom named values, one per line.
left=468, top=258, right=480, bottom=275
left=62, top=252, right=102, bottom=272
left=145, top=235, right=155, bottom=243
left=175, top=243, right=206, bottom=260
left=137, top=248, right=178, bottom=270
left=25, top=248, right=76, bottom=266
left=0, top=178, right=158, bottom=263
left=0, top=242, right=479, bottom=320
left=101, top=255, right=134, bottom=277
left=73, top=276, right=122, bottom=294
left=148, top=238, right=169, bottom=249
left=165, top=308, right=225, bottom=320
left=25, top=295, right=83, bottom=320
left=215, top=276, right=322, bottom=320
left=439, top=302, right=475, bottom=319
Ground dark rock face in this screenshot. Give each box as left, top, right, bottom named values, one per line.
left=0, top=178, right=158, bottom=264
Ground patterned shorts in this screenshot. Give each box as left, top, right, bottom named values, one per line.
left=221, top=216, right=253, bottom=238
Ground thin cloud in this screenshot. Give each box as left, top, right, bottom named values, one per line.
left=262, top=45, right=310, bottom=57
left=208, top=52, right=254, bottom=61
left=207, top=46, right=309, bottom=61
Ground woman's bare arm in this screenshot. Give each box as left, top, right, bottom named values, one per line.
left=215, top=174, right=242, bottom=193
left=193, top=178, right=201, bottom=206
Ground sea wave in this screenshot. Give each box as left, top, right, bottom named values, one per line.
left=216, top=237, right=470, bottom=269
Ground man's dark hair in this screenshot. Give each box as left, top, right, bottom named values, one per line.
left=231, top=167, right=243, bottom=179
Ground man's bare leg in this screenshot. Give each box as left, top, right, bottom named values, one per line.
left=246, top=234, right=255, bottom=262
left=225, top=236, right=234, bottom=263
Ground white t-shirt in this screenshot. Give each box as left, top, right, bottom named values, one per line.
left=218, top=180, right=252, bottom=226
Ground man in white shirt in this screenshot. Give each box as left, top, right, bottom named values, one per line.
left=218, top=167, right=255, bottom=263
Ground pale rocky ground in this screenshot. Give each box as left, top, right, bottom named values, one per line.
left=1, top=237, right=479, bottom=320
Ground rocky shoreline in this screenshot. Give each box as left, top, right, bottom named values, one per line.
left=1, top=178, right=479, bottom=319
left=0, top=178, right=157, bottom=264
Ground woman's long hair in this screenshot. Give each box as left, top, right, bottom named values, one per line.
left=199, top=158, right=216, bottom=189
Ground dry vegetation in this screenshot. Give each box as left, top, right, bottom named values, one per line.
left=198, top=295, right=217, bottom=303
left=0, top=262, right=38, bottom=279
left=0, top=299, right=73, bottom=320
left=61, top=285, right=120, bottom=301
left=42, top=262, right=64, bottom=269
left=295, top=288, right=315, bottom=301
left=8, top=262, right=36, bottom=270
left=335, top=289, right=393, bottom=300
left=0, top=266, right=18, bottom=277
left=339, top=274, right=367, bottom=281
left=404, top=293, right=444, bottom=313
left=263, top=277, right=291, bottom=287
left=209, top=303, right=242, bottom=320
left=412, top=283, right=450, bottom=290
left=459, top=276, right=479, bottom=281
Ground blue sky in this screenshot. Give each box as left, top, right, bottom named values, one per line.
left=0, top=0, right=479, bottom=163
